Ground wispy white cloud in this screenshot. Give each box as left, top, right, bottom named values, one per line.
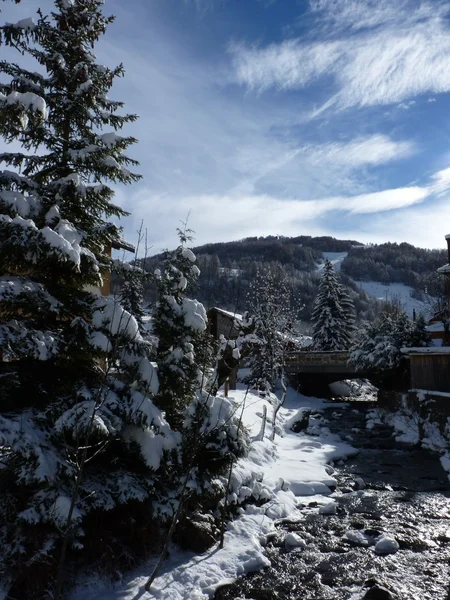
left=304, top=135, right=414, bottom=168
left=309, top=0, right=448, bottom=32
left=117, top=177, right=434, bottom=253
left=0, top=0, right=444, bottom=252
left=93, top=14, right=416, bottom=206
left=430, top=166, right=450, bottom=195
left=229, top=0, right=450, bottom=110
left=336, top=195, right=450, bottom=249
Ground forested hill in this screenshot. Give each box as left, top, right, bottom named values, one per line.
left=140, top=236, right=447, bottom=323
left=341, top=242, right=446, bottom=294
left=193, top=235, right=361, bottom=271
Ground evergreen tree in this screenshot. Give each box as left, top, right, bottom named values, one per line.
left=312, top=260, right=356, bottom=351
left=350, top=305, right=431, bottom=380
left=0, top=3, right=174, bottom=596
left=409, top=312, right=431, bottom=347
left=240, top=268, right=294, bottom=393
left=152, top=229, right=212, bottom=426
left=116, top=260, right=148, bottom=334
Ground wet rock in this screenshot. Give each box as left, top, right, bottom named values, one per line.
left=284, top=532, right=306, bottom=550
left=374, top=534, right=399, bottom=555
left=319, top=501, right=337, bottom=515
left=343, top=529, right=370, bottom=546
left=355, top=477, right=366, bottom=490
left=248, top=587, right=279, bottom=600
left=363, top=584, right=393, bottom=599
left=175, top=513, right=217, bottom=552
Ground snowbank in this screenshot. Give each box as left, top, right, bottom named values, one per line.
left=71, top=385, right=356, bottom=600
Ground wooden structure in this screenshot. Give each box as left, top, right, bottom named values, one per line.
left=403, top=348, right=450, bottom=392
left=427, top=233, right=450, bottom=345
left=100, top=238, right=135, bottom=296
left=285, top=350, right=362, bottom=377
left=207, top=307, right=242, bottom=340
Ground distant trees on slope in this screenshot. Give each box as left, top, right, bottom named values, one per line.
left=139, top=236, right=445, bottom=325
left=342, top=242, right=446, bottom=292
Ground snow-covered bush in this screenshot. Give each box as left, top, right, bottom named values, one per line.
left=350, top=306, right=430, bottom=386
left=151, top=232, right=249, bottom=517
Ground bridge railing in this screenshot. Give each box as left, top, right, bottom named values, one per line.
left=285, top=350, right=351, bottom=366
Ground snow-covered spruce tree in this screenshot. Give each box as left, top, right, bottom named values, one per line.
left=350, top=305, right=430, bottom=387
left=312, top=259, right=356, bottom=351
left=150, top=233, right=247, bottom=565
left=240, top=268, right=294, bottom=393
left=115, top=259, right=149, bottom=335
left=152, top=229, right=213, bottom=427
left=0, top=3, right=177, bottom=597
left=409, top=312, right=431, bottom=348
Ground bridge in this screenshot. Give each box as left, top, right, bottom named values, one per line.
left=285, top=350, right=368, bottom=379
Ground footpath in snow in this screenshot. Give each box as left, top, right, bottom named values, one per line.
left=72, top=384, right=357, bottom=600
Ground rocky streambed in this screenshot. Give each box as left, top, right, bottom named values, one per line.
left=215, top=401, right=450, bottom=600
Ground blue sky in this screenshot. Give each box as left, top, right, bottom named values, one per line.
left=3, top=0, right=450, bottom=252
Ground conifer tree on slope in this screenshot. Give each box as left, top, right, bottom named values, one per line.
left=312, top=259, right=356, bottom=351
left=0, top=3, right=176, bottom=596
left=241, top=268, right=293, bottom=392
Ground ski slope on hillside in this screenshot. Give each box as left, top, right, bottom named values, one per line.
left=317, top=252, right=430, bottom=318
left=354, top=280, right=430, bottom=318
left=318, top=252, right=348, bottom=272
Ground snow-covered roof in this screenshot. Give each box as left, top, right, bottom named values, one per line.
left=437, top=263, right=450, bottom=273
left=111, top=238, right=135, bottom=253
left=210, top=307, right=243, bottom=321
left=425, top=322, right=446, bottom=332
left=401, top=346, right=450, bottom=354
left=410, top=388, right=450, bottom=398
left=445, top=234, right=450, bottom=240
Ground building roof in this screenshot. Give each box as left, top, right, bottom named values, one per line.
left=401, top=346, right=450, bottom=355
left=111, top=238, right=135, bottom=253
left=425, top=322, right=446, bottom=333
left=437, top=263, right=450, bottom=273
left=208, top=307, right=243, bottom=321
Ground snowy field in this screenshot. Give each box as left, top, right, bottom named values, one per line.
left=70, top=385, right=356, bottom=600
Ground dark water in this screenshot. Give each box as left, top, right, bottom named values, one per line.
left=214, top=402, right=450, bottom=600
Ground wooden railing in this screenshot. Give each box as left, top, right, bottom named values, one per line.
left=285, top=350, right=350, bottom=366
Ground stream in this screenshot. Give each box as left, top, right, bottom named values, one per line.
left=214, top=400, right=450, bottom=600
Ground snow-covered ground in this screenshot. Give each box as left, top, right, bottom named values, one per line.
left=71, top=384, right=356, bottom=600
left=354, top=280, right=429, bottom=318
